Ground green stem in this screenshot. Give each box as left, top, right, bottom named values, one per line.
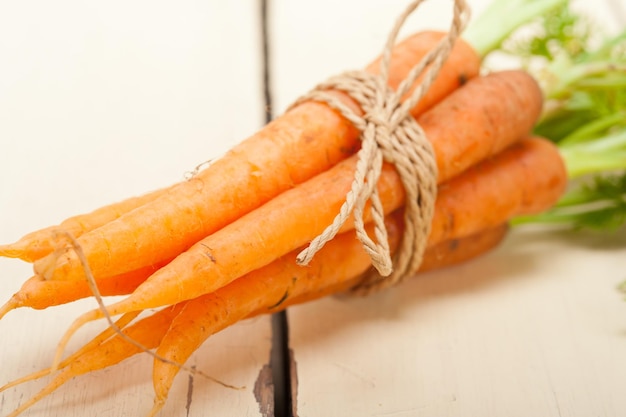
left=559, top=129, right=626, bottom=177
left=546, top=61, right=626, bottom=99
left=556, top=188, right=599, bottom=207
left=563, top=128, right=626, bottom=153
left=512, top=210, right=585, bottom=226
left=463, top=0, right=567, bottom=58
left=513, top=198, right=626, bottom=227
left=563, top=151, right=626, bottom=178
left=560, top=111, right=626, bottom=146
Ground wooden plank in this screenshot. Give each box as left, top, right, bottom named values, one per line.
left=288, top=231, right=626, bottom=416
left=271, top=0, right=626, bottom=416
left=0, top=1, right=271, bottom=416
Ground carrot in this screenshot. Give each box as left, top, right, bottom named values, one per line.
left=366, top=31, right=480, bottom=119
left=149, top=220, right=509, bottom=415
left=0, top=186, right=168, bottom=262
left=417, top=69, right=544, bottom=183
left=428, top=137, right=566, bottom=244
left=276, top=223, right=510, bottom=310
left=59, top=135, right=566, bottom=353
left=32, top=31, right=481, bottom=283
left=1, top=305, right=185, bottom=417
left=0, top=260, right=170, bottom=319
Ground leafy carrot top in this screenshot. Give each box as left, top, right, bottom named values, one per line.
left=467, top=0, right=626, bottom=231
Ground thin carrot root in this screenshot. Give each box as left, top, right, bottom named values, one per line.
left=4, top=373, right=72, bottom=417
left=147, top=401, right=166, bottom=417
left=8, top=303, right=239, bottom=417
left=52, top=310, right=101, bottom=371
left=0, top=296, right=19, bottom=320
left=0, top=368, right=51, bottom=394
left=4, top=305, right=184, bottom=416
left=0, top=311, right=140, bottom=393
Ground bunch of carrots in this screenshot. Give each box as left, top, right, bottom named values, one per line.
left=1, top=0, right=602, bottom=415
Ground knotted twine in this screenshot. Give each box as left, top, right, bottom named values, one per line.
left=291, top=0, right=471, bottom=295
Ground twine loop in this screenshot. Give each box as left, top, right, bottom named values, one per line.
left=292, top=0, right=470, bottom=295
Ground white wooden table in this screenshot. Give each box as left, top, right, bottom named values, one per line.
left=1, top=1, right=625, bottom=416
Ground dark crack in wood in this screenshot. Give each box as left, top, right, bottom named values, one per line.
left=257, top=0, right=297, bottom=415
left=185, top=365, right=196, bottom=417
left=254, top=363, right=275, bottom=417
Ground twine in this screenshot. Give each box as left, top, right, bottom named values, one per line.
left=291, top=0, right=470, bottom=295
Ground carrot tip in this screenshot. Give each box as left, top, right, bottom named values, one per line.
left=146, top=399, right=166, bottom=417
left=0, top=367, right=53, bottom=393
left=3, top=370, right=71, bottom=417
left=52, top=308, right=103, bottom=371
left=0, top=244, right=25, bottom=260
left=0, top=296, right=20, bottom=321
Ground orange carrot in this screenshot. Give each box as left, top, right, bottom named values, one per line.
left=61, top=135, right=565, bottom=345
left=0, top=260, right=170, bottom=319
left=428, top=137, right=566, bottom=244
left=33, top=31, right=481, bottom=282
left=276, top=223, right=510, bottom=310
left=418, top=69, right=543, bottom=183
left=365, top=31, right=481, bottom=119
left=0, top=186, right=168, bottom=262
left=149, top=220, right=509, bottom=414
